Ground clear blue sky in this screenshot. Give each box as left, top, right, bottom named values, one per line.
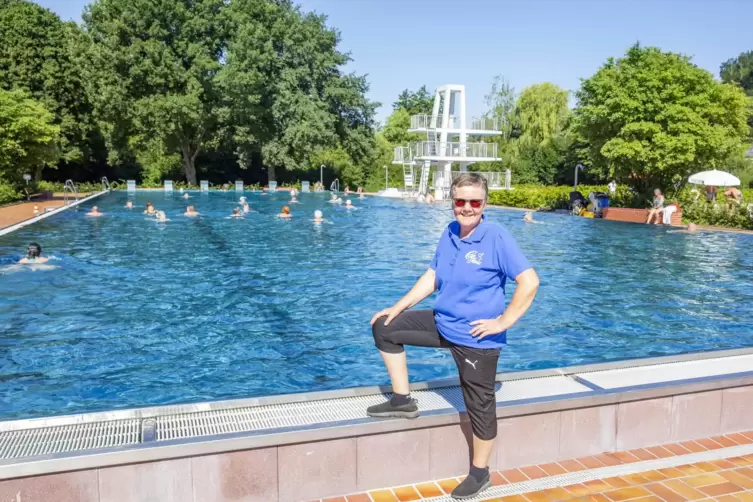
left=38, top=0, right=753, bottom=124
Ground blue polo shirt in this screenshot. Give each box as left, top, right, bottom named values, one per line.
left=429, top=216, right=532, bottom=349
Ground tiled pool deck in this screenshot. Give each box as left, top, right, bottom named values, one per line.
left=319, top=432, right=753, bottom=501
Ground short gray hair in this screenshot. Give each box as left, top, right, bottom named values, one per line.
left=450, top=172, right=488, bottom=200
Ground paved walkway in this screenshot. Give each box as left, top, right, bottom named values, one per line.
left=317, top=431, right=753, bottom=502
left=0, top=193, right=92, bottom=230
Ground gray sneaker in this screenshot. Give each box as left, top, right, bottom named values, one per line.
left=366, top=398, right=419, bottom=419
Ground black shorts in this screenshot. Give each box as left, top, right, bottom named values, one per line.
left=372, top=309, right=500, bottom=440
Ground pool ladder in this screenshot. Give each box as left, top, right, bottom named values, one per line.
left=330, top=178, right=340, bottom=192
left=101, top=177, right=111, bottom=192
left=63, top=179, right=78, bottom=205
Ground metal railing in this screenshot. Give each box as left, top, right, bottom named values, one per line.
left=101, top=177, right=111, bottom=191
left=393, top=146, right=411, bottom=164
left=63, top=179, right=78, bottom=205
left=411, top=141, right=498, bottom=159
left=410, top=114, right=500, bottom=131
left=432, top=171, right=503, bottom=189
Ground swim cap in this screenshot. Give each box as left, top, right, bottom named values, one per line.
left=314, top=210, right=323, bottom=218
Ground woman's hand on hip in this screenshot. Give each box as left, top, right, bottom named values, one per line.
left=469, top=318, right=507, bottom=339
left=370, top=306, right=403, bottom=326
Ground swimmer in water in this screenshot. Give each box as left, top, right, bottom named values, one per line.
left=231, top=207, right=243, bottom=218
left=125, top=200, right=133, bottom=209
left=183, top=193, right=189, bottom=199
left=278, top=205, right=292, bottom=219
left=261, top=188, right=268, bottom=196
left=144, top=202, right=157, bottom=215
left=344, top=185, right=350, bottom=195
left=18, top=243, right=49, bottom=264
left=290, top=195, right=298, bottom=203
left=345, top=200, right=355, bottom=209
left=184, top=205, right=199, bottom=217
left=239, top=196, right=247, bottom=204
left=425, top=192, right=435, bottom=203
left=313, top=209, right=324, bottom=223
left=668, top=223, right=698, bottom=234
left=156, top=210, right=168, bottom=222
left=87, top=206, right=103, bottom=217
left=329, top=193, right=342, bottom=204
left=523, top=211, right=534, bottom=222
left=242, top=202, right=250, bottom=213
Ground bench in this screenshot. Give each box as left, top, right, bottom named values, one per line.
left=602, top=207, right=683, bottom=226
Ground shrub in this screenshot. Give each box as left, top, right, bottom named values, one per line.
left=0, top=182, right=22, bottom=205
left=487, top=184, right=641, bottom=210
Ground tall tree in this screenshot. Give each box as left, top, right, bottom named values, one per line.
left=82, top=0, right=228, bottom=184
left=516, top=83, right=570, bottom=147
left=392, top=85, right=433, bottom=115
left=0, top=0, right=94, bottom=178
left=721, top=51, right=753, bottom=95
left=575, top=44, right=749, bottom=192
left=0, top=89, right=60, bottom=185
left=223, top=0, right=376, bottom=182
left=484, top=76, right=518, bottom=140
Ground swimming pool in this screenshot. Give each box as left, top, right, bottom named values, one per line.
left=1, top=190, right=752, bottom=419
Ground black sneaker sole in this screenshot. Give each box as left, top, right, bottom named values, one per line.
left=451, top=479, right=491, bottom=500
left=366, top=409, right=420, bottom=419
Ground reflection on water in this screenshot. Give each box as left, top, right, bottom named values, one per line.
left=0, top=192, right=752, bottom=419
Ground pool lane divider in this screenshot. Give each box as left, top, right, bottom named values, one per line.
left=0, top=191, right=108, bottom=237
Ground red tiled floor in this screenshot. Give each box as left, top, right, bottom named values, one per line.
left=729, top=434, right=753, bottom=445
left=594, top=454, right=622, bottom=467
left=392, top=485, right=421, bottom=502
left=611, top=451, right=642, bottom=464
left=645, top=482, right=687, bottom=502
left=713, top=436, right=743, bottom=448
left=414, top=482, right=443, bottom=498
left=680, top=440, right=709, bottom=453
left=539, top=462, right=567, bottom=476
left=345, top=495, right=371, bottom=502
left=501, top=469, right=529, bottom=484
left=629, top=449, right=659, bottom=461
left=490, top=472, right=508, bottom=486
left=697, top=482, right=744, bottom=497
left=560, top=459, right=589, bottom=472
left=696, top=438, right=725, bottom=450
left=645, top=446, right=674, bottom=459
left=369, top=489, right=398, bottom=502
left=519, top=465, right=548, bottom=480
left=436, top=478, right=461, bottom=495
left=665, top=443, right=693, bottom=456
left=578, top=456, right=607, bottom=469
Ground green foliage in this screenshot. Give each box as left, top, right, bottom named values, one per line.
left=0, top=89, right=60, bottom=186
left=720, top=51, right=753, bottom=96
left=82, top=0, right=229, bottom=184
left=392, top=85, right=433, bottom=115
left=575, top=44, right=750, bottom=193
left=516, top=83, right=570, bottom=147
left=0, top=0, right=95, bottom=168
left=487, top=184, right=639, bottom=211
left=309, top=147, right=363, bottom=187
left=0, top=181, right=21, bottom=204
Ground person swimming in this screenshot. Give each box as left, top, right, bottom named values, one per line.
left=156, top=210, right=168, bottom=222
left=278, top=205, right=292, bottom=218
left=125, top=200, right=133, bottom=209
left=313, top=209, right=324, bottom=223
left=345, top=200, right=355, bottom=209
left=290, top=195, right=298, bottom=203
left=184, top=205, right=199, bottom=217
left=144, top=202, right=157, bottom=215
left=87, top=206, right=103, bottom=217
left=668, top=223, right=699, bottom=234
left=18, top=243, right=49, bottom=264
left=231, top=207, right=243, bottom=218
left=328, top=193, right=342, bottom=204
left=241, top=201, right=250, bottom=213
left=239, top=196, right=247, bottom=204
left=183, top=193, right=190, bottom=199
left=523, top=211, right=534, bottom=222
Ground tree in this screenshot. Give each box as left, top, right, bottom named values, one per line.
left=516, top=83, right=570, bottom=147
left=392, top=85, right=433, bottom=115
left=0, top=0, right=95, bottom=177
left=82, top=0, right=228, bottom=185
left=721, top=51, right=753, bottom=95
left=484, top=76, right=518, bottom=140
left=574, top=44, right=750, bottom=193
left=0, top=89, right=60, bottom=185
left=222, top=0, right=376, bottom=183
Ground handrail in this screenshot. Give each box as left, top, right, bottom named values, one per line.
left=411, top=141, right=498, bottom=159
left=101, top=176, right=111, bottom=191
left=410, top=114, right=500, bottom=131
left=330, top=178, right=340, bottom=192
left=63, top=180, right=78, bottom=205
left=432, top=171, right=503, bottom=189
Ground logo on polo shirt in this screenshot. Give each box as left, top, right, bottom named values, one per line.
left=465, top=250, right=484, bottom=265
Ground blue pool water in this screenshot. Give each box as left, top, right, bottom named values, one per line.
left=1, top=191, right=753, bottom=419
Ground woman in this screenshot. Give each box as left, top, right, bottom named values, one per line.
left=278, top=205, right=292, bottom=219
left=87, top=206, right=103, bottom=217
left=144, top=202, right=157, bottom=216
left=184, top=205, right=200, bottom=217
left=230, top=207, right=243, bottom=218
left=369, top=173, right=539, bottom=499
left=19, top=243, right=49, bottom=264
left=646, top=188, right=665, bottom=224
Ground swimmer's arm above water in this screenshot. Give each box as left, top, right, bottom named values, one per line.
left=370, top=268, right=436, bottom=326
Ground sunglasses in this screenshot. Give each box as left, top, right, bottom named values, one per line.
left=453, top=198, right=484, bottom=209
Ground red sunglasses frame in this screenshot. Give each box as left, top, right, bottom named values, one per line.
left=453, top=198, right=484, bottom=208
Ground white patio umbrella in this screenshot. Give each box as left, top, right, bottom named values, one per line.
left=688, top=169, right=740, bottom=187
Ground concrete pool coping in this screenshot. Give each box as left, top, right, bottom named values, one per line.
left=0, top=191, right=107, bottom=237
left=2, top=347, right=753, bottom=482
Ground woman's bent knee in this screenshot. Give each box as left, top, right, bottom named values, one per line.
left=372, top=318, right=404, bottom=354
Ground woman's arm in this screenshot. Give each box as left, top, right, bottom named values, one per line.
left=370, top=268, right=437, bottom=325
left=470, top=268, right=540, bottom=338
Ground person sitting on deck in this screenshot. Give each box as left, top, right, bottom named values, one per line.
left=87, top=206, right=103, bottom=217
left=278, top=205, right=292, bottom=218
left=645, top=189, right=665, bottom=224
left=18, top=243, right=49, bottom=264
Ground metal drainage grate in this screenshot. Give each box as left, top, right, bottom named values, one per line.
left=0, top=419, right=140, bottom=460
left=155, top=376, right=589, bottom=441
